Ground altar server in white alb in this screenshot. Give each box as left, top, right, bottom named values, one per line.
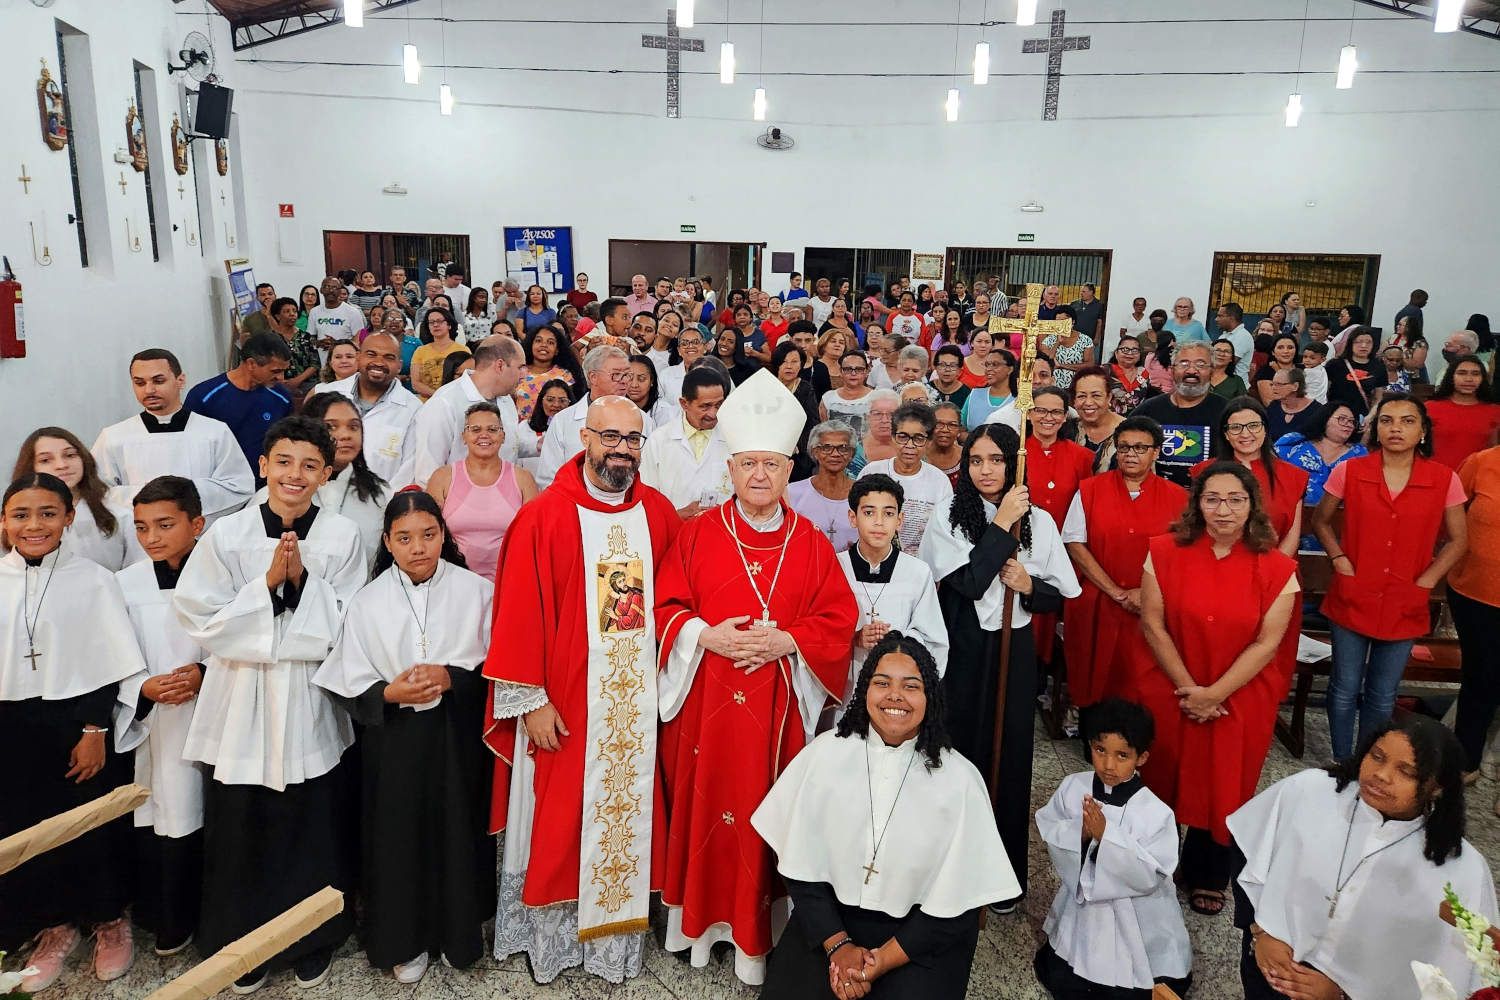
left=91, top=349, right=254, bottom=523
left=0, top=473, right=148, bottom=993
left=1034, top=698, right=1192, bottom=1000
left=173, top=416, right=366, bottom=993
left=1229, top=715, right=1499, bottom=1000
left=637, top=366, right=734, bottom=517
left=835, top=473, right=947, bottom=715
left=752, top=633, right=1017, bottom=999
left=118, top=476, right=210, bottom=959
left=314, top=491, right=496, bottom=986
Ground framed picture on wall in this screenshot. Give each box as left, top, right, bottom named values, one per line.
left=911, top=252, right=945, bottom=283
left=503, top=226, right=576, bottom=294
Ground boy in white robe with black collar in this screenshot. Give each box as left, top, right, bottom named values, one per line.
left=172, top=416, right=366, bottom=994
left=1035, top=698, right=1192, bottom=999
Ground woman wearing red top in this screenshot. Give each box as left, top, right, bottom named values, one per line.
left=1135, top=462, right=1297, bottom=916
left=1191, top=397, right=1309, bottom=557
left=959, top=329, right=994, bottom=389
left=1062, top=416, right=1186, bottom=710
left=1426, top=354, right=1500, bottom=470
left=1313, top=393, right=1469, bottom=758
left=1026, top=387, right=1095, bottom=665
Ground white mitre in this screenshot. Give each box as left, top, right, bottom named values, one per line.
left=718, top=368, right=805, bottom=456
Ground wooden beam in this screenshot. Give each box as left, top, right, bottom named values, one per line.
left=0, top=784, right=149, bottom=877
left=144, top=886, right=344, bottom=1000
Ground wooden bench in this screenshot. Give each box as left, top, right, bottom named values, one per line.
left=1274, top=505, right=1462, bottom=758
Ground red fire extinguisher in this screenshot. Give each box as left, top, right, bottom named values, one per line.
left=0, top=257, right=23, bottom=359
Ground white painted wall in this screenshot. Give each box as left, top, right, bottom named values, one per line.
left=0, top=0, right=242, bottom=465
left=2, top=0, right=1497, bottom=466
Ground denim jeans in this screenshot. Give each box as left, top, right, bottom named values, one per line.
left=1326, top=623, right=1414, bottom=759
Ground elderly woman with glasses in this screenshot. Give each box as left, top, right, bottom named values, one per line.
left=787, top=420, right=860, bottom=553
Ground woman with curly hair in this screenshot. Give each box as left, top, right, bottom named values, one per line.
left=751, top=633, right=1017, bottom=1000
left=918, top=423, right=1079, bottom=912
left=1133, top=461, right=1298, bottom=918
left=1228, top=715, right=1497, bottom=1000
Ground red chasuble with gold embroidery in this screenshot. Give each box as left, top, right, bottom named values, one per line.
left=482, top=456, right=680, bottom=921
left=654, top=499, right=857, bottom=964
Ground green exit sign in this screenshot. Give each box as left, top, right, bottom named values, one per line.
left=681, top=224, right=697, bottom=234
left=1017, top=233, right=1035, bottom=242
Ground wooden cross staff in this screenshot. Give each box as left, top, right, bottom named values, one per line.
left=0, top=783, right=148, bottom=876
left=984, top=282, right=1070, bottom=806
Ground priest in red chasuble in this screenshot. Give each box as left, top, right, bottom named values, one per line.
left=482, top=397, right=680, bottom=984
left=655, top=369, right=858, bottom=986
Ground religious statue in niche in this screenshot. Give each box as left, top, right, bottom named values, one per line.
left=126, top=101, right=148, bottom=172
left=170, top=114, right=189, bottom=175
left=37, top=59, right=68, bottom=151
left=215, top=138, right=229, bottom=177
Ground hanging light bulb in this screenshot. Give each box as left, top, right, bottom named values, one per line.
left=753, top=87, right=767, bottom=120
left=343, top=0, right=363, bottom=27
left=677, top=0, right=695, bottom=28
left=1284, top=93, right=1303, bottom=127
left=402, top=43, right=421, bottom=84
left=945, top=88, right=961, bottom=121
left=1435, top=0, right=1463, bottom=32
left=1017, top=0, right=1038, bottom=27
left=1335, top=43, right=1357, bottom=88
left=973, top=42, right=991, bottom=85
left=440, top=83, right=455, bottom=115
left=720, top=41, right=736, bottom=83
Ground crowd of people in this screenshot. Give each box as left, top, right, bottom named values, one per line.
left=3, top=264, right=1500, bottom=1000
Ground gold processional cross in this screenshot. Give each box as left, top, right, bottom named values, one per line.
left=990, top=282, right=1071, bottom=462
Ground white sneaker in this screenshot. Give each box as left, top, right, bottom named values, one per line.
left=393, top=952, right=429, bottom=984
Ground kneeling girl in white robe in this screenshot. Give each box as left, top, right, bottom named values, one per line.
left=315, top=490, right=496, bottom=984
left=120, top=476, right=210, bottom=956
left=752, top=632, right=1017, bottom=1000
left=1035, top=698, right=1192, bottom=999
left=1229, top=714, right=1498, bottom=1000
left=173, top=416, right=365, bottom=993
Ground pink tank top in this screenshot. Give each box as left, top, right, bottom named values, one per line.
left=442, top=460, right=522, bottom=583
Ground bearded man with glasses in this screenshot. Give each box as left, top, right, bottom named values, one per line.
left=1129, top=341, right=1228, bottom=487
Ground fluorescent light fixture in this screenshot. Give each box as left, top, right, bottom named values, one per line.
left=945, top=88, right=960, bottom=121
left=1017, top=0, right=1039, bottom=27
left=753, top=87, right=767, bottom=120
left=677, top=0, right=695, bottom=28
left=440, top=83, right=454, bottom=115
left=1335, top=44, right=1357, bottom=88
left=343, top=0, right=363, bottom=27
left=720, top=41, right=735, bottom=83
left=1284, top=92, right=1303, bottom=127
left=1435, top=0, right=1463, bottom=32
left=403, top=43, right=421, bottom=84
left=973, top=42, right=991, bottom=85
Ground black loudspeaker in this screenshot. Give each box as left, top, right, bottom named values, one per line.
left=193, top=82, right=234, bottom=139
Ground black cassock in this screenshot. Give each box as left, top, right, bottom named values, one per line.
left=344, top=666, right=495, bottom=969
left=761, top=877, right=981, bottom=1000
left=0, top=688, right=133, bottom=950
left=934, top=524, right=1061, bottom=900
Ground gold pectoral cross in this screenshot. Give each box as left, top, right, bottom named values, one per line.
left=862, top=860, right=879, bottom=884
left=24, top=645, right=42, bottom=670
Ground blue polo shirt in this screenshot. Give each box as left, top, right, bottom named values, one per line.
left=184, top=373, right=292, bottom=475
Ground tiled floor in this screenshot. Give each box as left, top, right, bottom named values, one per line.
left=31, top=706, right=1500, bottom=999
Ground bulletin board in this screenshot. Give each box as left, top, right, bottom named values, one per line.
left=503, top=226, right=575, bottom=294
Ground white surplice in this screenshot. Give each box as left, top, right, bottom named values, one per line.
left=1037, top=771, right=1192, bottom=990
left=0, top=547, right=147, bottom=752
left=1229, top=768, right=1500, bottom=1000
left=751, top=729, right=1018, bottom=917
left=311, top=375, right=420, bottom=488
left=253, top=464, right=388, bottom=575
left=174, top=503, right=364, bottom=790
left=636, top=417, right=733, bottom=509
left=918, top=502, right=1081, bottom=628
left=410, top=371, right=521, bottom=486
left=117, top=558, right=209, bottom=837
left=91, top=409, right=254, bottom=523
left=64, top=497, right=142, bottom=572
left=835, top=546, right=948, bottom=710
left=314, top=560, right=493, bottom=706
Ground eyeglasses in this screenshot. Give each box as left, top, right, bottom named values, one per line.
left=1200, top=494, right=1250, bottom=511
left=1031, top=407, right=1066, bottom=419
left=815, top=444, right=853, bottom=455
left=1115, top=443, right=1157, bottom=455
left=841, top=365, right=868, bottom=373
left=585, top=428, right=647, bottom=450
left=1116, top=347, right=1140, bottom=354
left=1226, top=421, right=1264, bottom=435
left=934, top=420, right=962, bottom=430
left=1175, top=360, right=1210, bottom=370
left=894, top=432, right=931, bottom=446
left=935, top=360, right=962, bottom=370
left=605, top=370, right=632, bottom=383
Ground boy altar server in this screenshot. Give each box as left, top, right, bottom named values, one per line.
left=173, top=416, right=366, bottom=993
left=1035, top=699, right=1192, bottom=999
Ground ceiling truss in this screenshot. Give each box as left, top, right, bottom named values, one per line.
left=1353, top=0, right=1500, bottom=41
left=199, top=0, right=422, bottom=51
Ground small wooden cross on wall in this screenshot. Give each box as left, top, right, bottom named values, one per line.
left=18, top=164, right=32, bottom=194
left=117, top=172, right=129, bottom=195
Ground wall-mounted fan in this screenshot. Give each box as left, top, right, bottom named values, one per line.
left=756, top=126, right=795, bottom=151
left=167, top=31, right=216, bottom=82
